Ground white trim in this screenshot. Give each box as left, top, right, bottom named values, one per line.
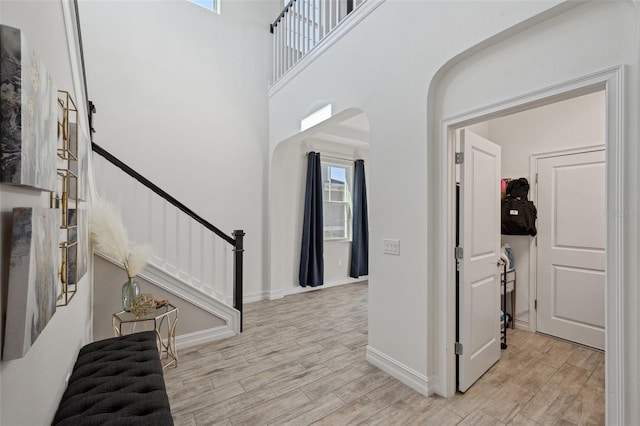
left=366, top=345, right=434, bottom=396
left=528, top=144, right=606, bottom=335
left=95, top=252, right=241, bottom=335
left=244, top=280, right=368, bottom=304
left=268, top=0, right=386, bottom=97
left=175, top=325, right=235, bottom=350
left=605, top=65, right=625, bottom=426
left=514, top=319, right=530, bottom=332
left=141, top=264, right=240, bottom=335
left=244, top=290, right=270, bottom=303
left=268, top=289, right=285, bottom=300
left=437, top=67, right=624, bottom=426
left=282, top=277, right=367, bottom=297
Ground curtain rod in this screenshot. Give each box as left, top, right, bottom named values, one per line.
left=307, top=152, right=362, bottom=163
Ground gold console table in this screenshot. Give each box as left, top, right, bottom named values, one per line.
left=113, top=303, right=179, bottom=368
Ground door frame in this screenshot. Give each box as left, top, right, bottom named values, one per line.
left=528, top=145, right=606, bottom=335
left=438, top=66, right=625, bottom=423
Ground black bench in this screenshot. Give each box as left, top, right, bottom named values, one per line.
left=52, top=331, right=174, bottom=426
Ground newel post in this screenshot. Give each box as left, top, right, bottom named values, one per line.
left=232, top=229, right=245, bottom=332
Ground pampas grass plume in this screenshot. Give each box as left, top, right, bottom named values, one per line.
left=91, top=199, right=128, bottom=262
left=125, top=244, right=152, bottom=278
left=91, top=198, right=151, bottom=278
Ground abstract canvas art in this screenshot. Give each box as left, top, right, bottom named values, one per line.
left=0, top=24, right=57, bottom=192
left=3, top=208, right=60, bottom=360
left=67, top=208, right=88, bottom=284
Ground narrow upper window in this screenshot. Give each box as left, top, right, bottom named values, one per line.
left=301, top=104, right=332, bottom=131
left=322, top=162, right=352, bottom=241
left=187, top=0, right=219, bottom=13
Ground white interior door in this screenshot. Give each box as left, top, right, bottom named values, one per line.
left=536, top=150, right=605, bottom=350
left=458, top=130, right=502, bottom=392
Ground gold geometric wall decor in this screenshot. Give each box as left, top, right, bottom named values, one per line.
left=54, top=90, right=80, bottom=306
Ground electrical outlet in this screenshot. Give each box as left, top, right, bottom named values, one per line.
left=383, top=239, right=400, bottom=255
left=338, top=259, right=342, bottom=266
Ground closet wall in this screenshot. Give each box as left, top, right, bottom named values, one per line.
left=467, top=90, right=605, bottom=330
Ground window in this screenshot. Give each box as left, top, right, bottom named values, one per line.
left=187, top=0, right=219, bottom=13
left=301, top=104, right=332, bottom=131
left=322, top=162, right=352, bottom=241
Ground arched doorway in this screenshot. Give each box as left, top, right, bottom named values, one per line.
left=268, top=108, right=371, bottom=298
left=428, top=61, right=625, bottom=425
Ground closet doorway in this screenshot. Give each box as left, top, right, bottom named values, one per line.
left=453, top=88, right=606, bottom=392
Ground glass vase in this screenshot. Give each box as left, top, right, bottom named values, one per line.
left=122, top=277, right=141, bottom=312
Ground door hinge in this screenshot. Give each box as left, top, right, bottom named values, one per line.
left=455, top=342, right=463, bottom=355
left=455, top=152, right=464, bottom=164
left=455, top=247, right=463, bottom=260
left=534, top=299, right=537, bottom=310
left=535, top=173, right=538, bottom=184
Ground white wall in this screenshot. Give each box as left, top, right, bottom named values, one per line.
left=433, top=2, right=638, bottom=421
left=491, top=91, right=605, bottom=177
left=270, top=133, right=369, bottom=298
left=0, top=1, right=93, bottom=424
left=469, top=91, right=606, bottom=330
left=268, top=2, right=640, bottom=423
left=269, top=0, right=569, bottom=395
left=79, top=0, right=281, bottom=301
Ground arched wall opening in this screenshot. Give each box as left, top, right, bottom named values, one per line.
left=426, top=3, right=638, bottom=424
left=269, top=108, right=371, bottom=300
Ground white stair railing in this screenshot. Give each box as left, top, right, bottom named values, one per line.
left=93, top=154, right=236, bottom=308
left=271, top=0, right=367, bottom=83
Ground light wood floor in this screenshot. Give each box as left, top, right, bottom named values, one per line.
left=164, top=282, right=604, bottom=425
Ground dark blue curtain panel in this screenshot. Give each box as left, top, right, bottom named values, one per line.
left=299, top=152, right=324, bottom=287
left=350, top=159, right=369, bottom=278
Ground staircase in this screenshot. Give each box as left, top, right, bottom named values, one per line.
left=91, top=144, right=244, bottom=334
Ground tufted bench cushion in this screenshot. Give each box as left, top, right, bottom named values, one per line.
left=52, top=331, right=173, bottom=426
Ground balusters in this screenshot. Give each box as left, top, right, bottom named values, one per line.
left=177, top=212, right=189, bottom=281
left=305, top=0, right=308, bottom=53
left=91, top=145, right=241, bottom=332
left=296, top=0, right=301, bottom=61
left=287, top=4, right=292, bottom=72
left=272, top=0, right=367, bottom=83
left=150, top=193, right=164, bottom=266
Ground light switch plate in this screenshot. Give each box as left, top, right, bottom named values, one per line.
left=383, top=239, right=400, bottom=255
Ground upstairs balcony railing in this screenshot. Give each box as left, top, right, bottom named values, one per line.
left=270, top=0, right=366, bottom=83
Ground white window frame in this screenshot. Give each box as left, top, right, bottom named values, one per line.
left=321, top=160, right=353, bottom=242
left=187, top=0, right=219, bottom=14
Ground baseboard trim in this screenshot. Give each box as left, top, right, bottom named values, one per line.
left=175, top=326, right=236, bottom=350
left=268, top=289, right=284, bottom=300
left=514, top=318, right=531, bottom=331
left=282, top=278, right=368, bottom=297
left=244, top=291, right=269, bottom=303
left=366, top=345, right=433, bottom=396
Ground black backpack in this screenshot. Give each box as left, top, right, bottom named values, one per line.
left=501, top=178, right=537, bottom=236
